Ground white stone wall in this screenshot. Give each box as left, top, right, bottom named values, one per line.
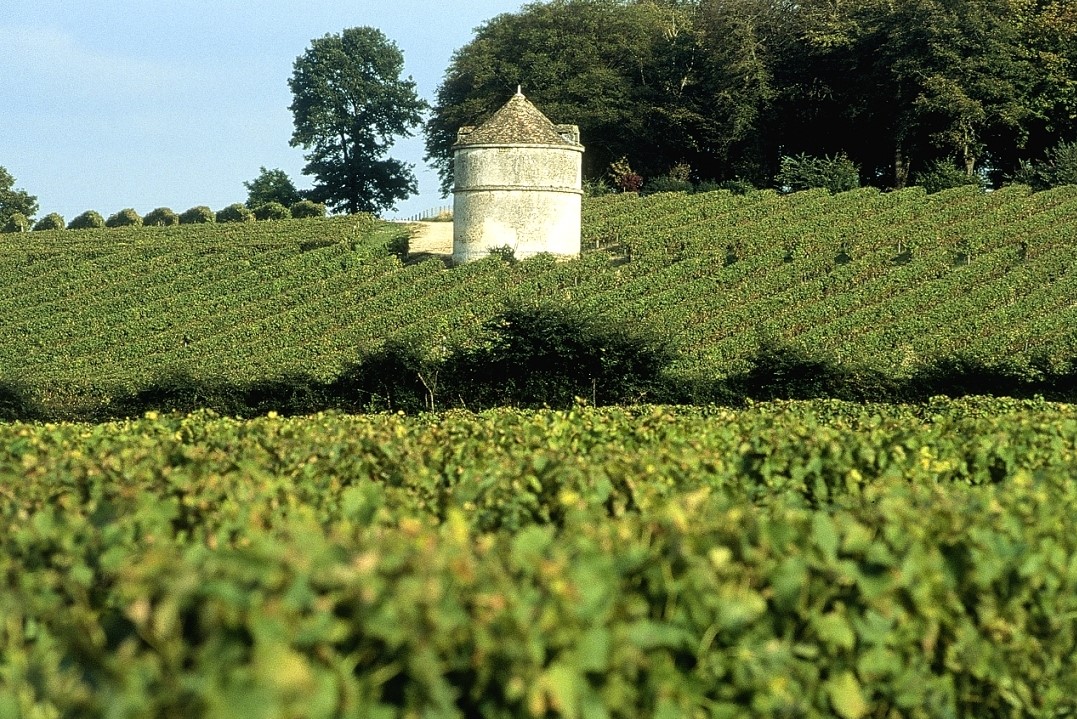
left=452, top=144, right=583, bottom=264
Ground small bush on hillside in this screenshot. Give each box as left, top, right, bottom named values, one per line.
left=1042, top=140, right=1077, bottom=186
left=712, top=178, right=755, bottom=194
left=290, top=199, right=326, bottom=218
left=914, top=159, right=985, bottom=194
left=583, top=178, right=613, bottom=197
left=2, top=212, right=30, bottom=233
left=608, top=156, right=643, bottom=193
left=776, top=153, right=860, bottom=194
left=643, top=165, right=694, bottom=195
left=144, top=207, right=179, bottom=226
left=179, top=206, right=215, bottom=225
left=446, top=303, right=673, bottom=408
left=216, top=203, right=253, bottom=223
left=105, top=208, right=143, bottom=228
left=1008, top=140, right=1077, bottom=190
left=253, top=201, right=291, bottom=221
left=68, top=210, right=105, bottom=230
left=642, top=175, right=692, bottom=195
left=487, top=245, right=517, bottom=264
left=32, top=213, right=65, bottom=231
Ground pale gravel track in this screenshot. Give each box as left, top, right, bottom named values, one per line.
left=406, top=221, right=453, bottom=258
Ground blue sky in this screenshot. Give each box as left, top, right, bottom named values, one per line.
left=1, top=1, right=528, bottom=221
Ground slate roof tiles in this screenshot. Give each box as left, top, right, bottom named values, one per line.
left=455, top=90, right=579, bottom=147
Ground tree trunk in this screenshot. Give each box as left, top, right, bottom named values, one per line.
left=894, top=146, right=909, bottom=189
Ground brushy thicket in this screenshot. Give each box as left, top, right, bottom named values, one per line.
left=776, top=153, right=861, bottom=194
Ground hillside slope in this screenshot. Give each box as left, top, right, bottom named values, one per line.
left=1, top=185, right=1076, bottom=416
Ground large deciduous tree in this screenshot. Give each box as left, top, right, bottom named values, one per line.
left=0, top=166, right=38, bottom=226
left=289, top=27, right=427, bottom=215
left=424, top=0, right=706, bottom=193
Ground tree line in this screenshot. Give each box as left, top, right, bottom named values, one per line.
left=0, top=191, right=328, bottom=234
left=425, top=0, right=1077, bottom=194
left=5, top=2, right=1076, bottom=225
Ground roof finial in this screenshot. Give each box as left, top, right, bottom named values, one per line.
left=516, top=84, right=523, bottom=96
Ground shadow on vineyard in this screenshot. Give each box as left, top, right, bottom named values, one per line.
left=2, top=307, right=1077, bottom=421
left=0, top=379, right=35, bottom=421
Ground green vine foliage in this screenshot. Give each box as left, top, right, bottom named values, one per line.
left=1, top=399, right=1075, bottom=716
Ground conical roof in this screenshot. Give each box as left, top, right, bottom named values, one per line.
left=455, top=90, right=579, bottom=147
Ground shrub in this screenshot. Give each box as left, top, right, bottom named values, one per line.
left=608, top=157, right=643, bottom=193
left=32, top=213, right=65, bottom=231
left=1010, top=141, right=1077, bottom=190
left=290, top=199, right=327, bottom=218
left=67, top=210, right=105, bottom=230
left=216, top=203, right=253, bottom=223
left=776, top=152, right=860, bottom=194
left=253, top=201, right=291, bottom=221
left=712, top=178, right=755, bottom=194
left=668, top=161, right=692, bottom=183
left=179, top=206, right=215, bottom=225
left=642, top=175, right=692, bottom=195
left=105, top=208, right=143, bottom=228
left=486, top=245, right=517, bottom=264
left=143, top=207, right=179, bottom=226
left=1042, top=140, right=1077, bottom=186
left=914, top=159, right=985, bottom=194
left=445, top=303, right=673, bottom=408
left=583, top=178, right=613, bottom=197
left=1, top=212, right=29, bottom=233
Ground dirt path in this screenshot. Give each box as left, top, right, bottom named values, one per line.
left=407, top=221, right=453, bottom=259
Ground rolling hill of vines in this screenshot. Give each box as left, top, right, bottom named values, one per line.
left=1, top=184, right=1076, bottom=416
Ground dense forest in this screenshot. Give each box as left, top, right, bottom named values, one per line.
left=425, top=0, right=1077, bottom=193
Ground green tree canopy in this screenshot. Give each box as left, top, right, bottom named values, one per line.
left=244, top=167, right=302, bottom=209
left=427, top=0, right=1077, bottom=192
left=425, top=0, right=708, bottom=193
left=289, top=27, right=427, bottom=215
left=0, top=166, right=39, bottom=226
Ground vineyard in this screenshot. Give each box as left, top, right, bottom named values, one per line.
left=1, top=185, right=1077, bottom=417
left=3, top=188, right=1077, bottom=717
left=2, top=399, right=1075, bottom=716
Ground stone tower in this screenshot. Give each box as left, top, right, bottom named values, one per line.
left=452, top=90, right=583, bottom=264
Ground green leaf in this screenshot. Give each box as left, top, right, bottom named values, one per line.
left=510, top=525, right=553, bottom=567
left=827, top=670, right=869, bottom=719
left=544, top=662, right=581, bottom=719
left=812, top=513, right=839, bottom=559
left=770, top=556, right=808, bottom=609
left=814, top=611, right=856, bottom=651
left=626, top=620, right=694, bottom=650
left=577, top=627, right=611, bottom=673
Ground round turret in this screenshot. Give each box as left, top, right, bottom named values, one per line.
left=452, top=90, right=583, bottom=264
